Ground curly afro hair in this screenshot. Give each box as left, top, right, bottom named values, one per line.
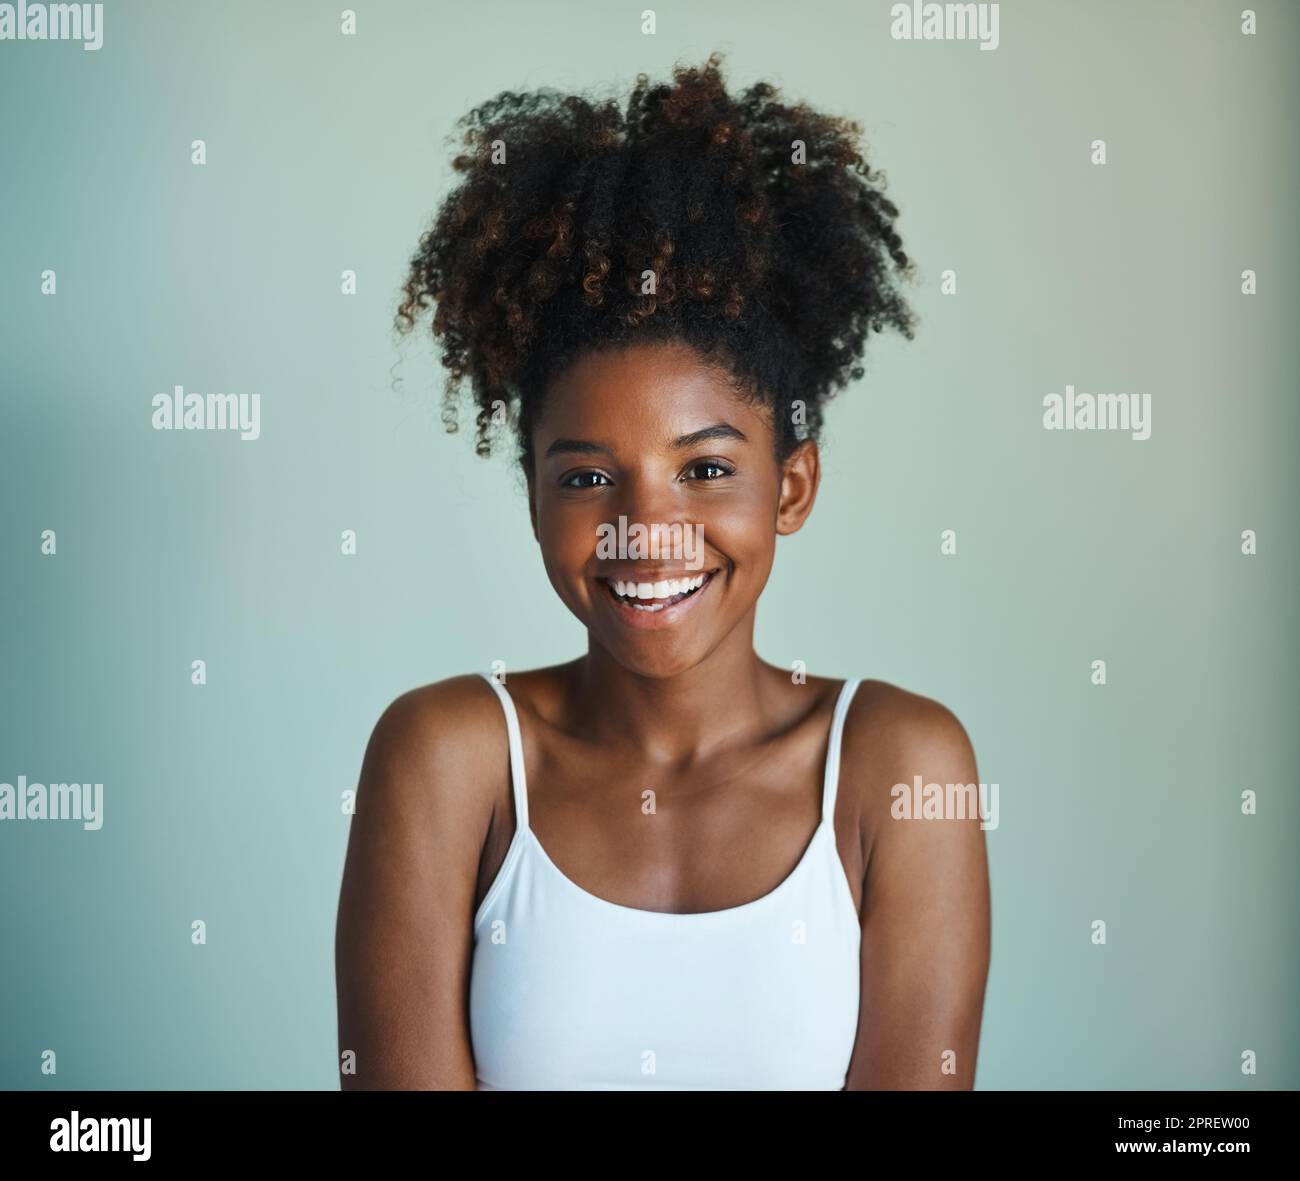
left=394, top=51, right=918, bottom=472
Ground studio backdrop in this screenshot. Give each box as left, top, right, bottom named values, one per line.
left=1, top=0, right=1296, bottom=1089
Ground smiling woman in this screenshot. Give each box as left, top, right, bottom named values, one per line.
left=334, top=51, right=991, bottom=1091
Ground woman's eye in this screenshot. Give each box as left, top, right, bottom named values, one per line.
left=685, top=460, right=733, bottom=481
left=561, top=470, right=611, bottom=489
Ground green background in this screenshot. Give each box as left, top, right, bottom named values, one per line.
left=1, top=0, right=1296, bottom=1089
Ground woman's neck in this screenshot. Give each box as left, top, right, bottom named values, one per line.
left=569, top=619, right=781, bottom=763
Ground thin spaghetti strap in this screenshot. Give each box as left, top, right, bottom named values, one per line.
left=821, top=678, right=863, bottom=824
left=478, top=672, right=530, bottom=832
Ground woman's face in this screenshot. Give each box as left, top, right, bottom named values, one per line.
left=528, top=340, right=820, bottom=679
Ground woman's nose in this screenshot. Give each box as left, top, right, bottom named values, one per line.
left=602, top=475, right=704, bottom=555
left=611, top=473, right=691, bottom=532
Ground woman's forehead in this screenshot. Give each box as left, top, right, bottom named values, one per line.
left=536, top=342, right=766, bottom=436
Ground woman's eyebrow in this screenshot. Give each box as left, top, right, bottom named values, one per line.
left=544, top=437, right=609, bottom=460
left=673, top=422, right=747, bottom=448
left=543, top=422, right=746, bottom=461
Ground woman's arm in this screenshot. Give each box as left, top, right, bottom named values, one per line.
left=843, top=690, right=992, bottom=1090
left=335, top=680, right=496, bottom=1089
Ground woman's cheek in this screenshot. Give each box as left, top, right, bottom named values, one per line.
left=536, top=512, right=598, bottom=611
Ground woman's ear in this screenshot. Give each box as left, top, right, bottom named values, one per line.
left=775, top=439, right=821, bottom=535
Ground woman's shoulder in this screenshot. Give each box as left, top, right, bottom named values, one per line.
left=843, top=678, right=974, bottom=753
left=351, top=670, right=557, bottom=841
left=839, top=678, right=979, bottom=806
left=365, top=672, right=499, bottom=759
left=361, top=663, right=573, bottom=771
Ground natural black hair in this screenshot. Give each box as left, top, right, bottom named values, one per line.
left=394, top=50, right=918, bottom=472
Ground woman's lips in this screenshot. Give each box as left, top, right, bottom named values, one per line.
left=596, top=570, right=718, bottom=630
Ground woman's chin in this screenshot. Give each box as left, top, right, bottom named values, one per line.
left=606, top=647, right=708, bottom=681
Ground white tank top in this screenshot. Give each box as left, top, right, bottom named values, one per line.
left=469, top=672, right=864, bottom=1090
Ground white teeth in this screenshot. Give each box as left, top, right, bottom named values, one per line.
left=606, top=572, right=711, bottom=606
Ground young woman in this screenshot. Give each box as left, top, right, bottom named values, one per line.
left=335, top=53, right=991, bottom=1090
